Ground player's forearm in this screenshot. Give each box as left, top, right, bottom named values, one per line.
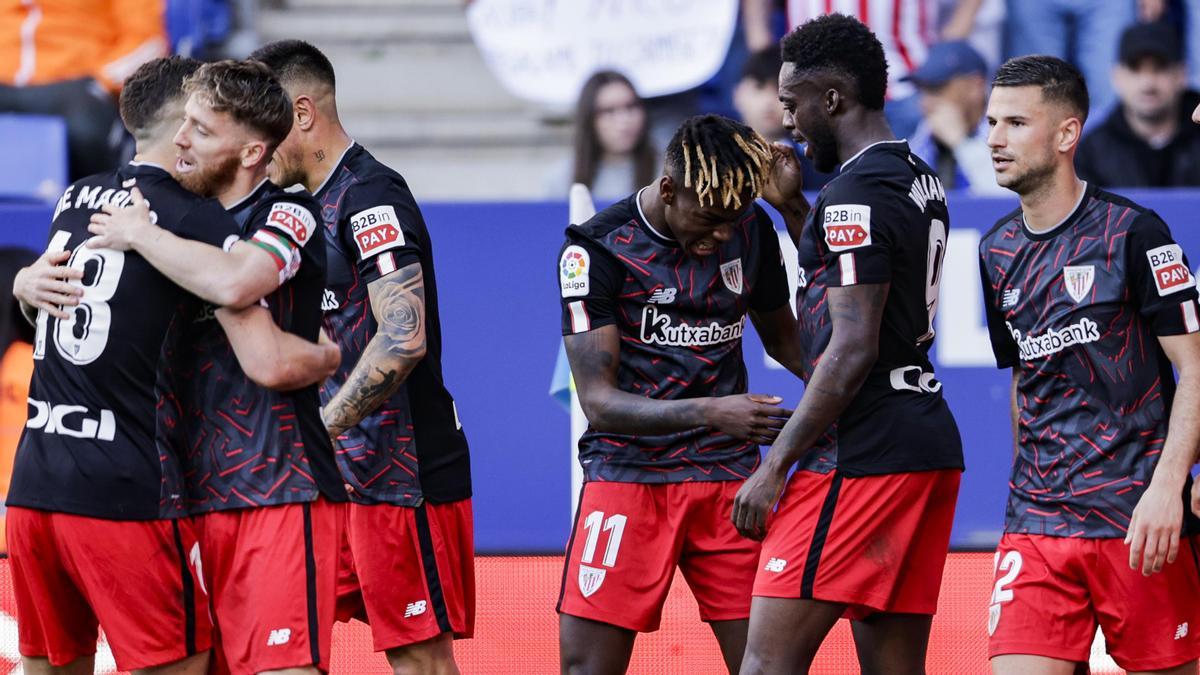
left=1155, top=368, right=1200, bottom=488
left=581, top=387, right=713, bottom=436
left=1011, top=369, right=1020, bottom=461
left=133, top=227, right=255, bottom=307
left=760, top=343, right=875, bottom=476
left=766, top=195, right=811, bottom=248
left=270, top=332, right=340, bottom=391
left=322, top=335, right=424, bottom=437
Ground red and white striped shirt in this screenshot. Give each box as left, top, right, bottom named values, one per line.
left=786, top=0, right=936, bottom=99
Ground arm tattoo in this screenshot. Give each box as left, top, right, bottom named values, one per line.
left=323, top=263, right=426, bottom=436
left=564, top=327, right=705, bottom=434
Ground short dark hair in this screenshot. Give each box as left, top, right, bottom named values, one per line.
left=119, top=55, right=202, bottom=138
left=664, top=114, right=771, bottom=209
left=992, top=55, right=1089, bottom=122
left=780, top=13, right=888, bottom=110
left=249, top=39, right=336, bottom=90
left=741, top=48, right=783, bottom=87
left=184, top=59, right=294, bottom=148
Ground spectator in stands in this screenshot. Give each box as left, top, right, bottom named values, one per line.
left=733, top=48, right=833, bottom=191
left=0, top=0, right=168, bottom=180
left=1076, top=22, right=1200, bottom=188
left=546, top=70, right=657, bottom=202
left=906, top=40, right=1003, bottom=193
left=1006, top=0, right=1156, bottom=121
left=0, top=247, right=36, bottom=554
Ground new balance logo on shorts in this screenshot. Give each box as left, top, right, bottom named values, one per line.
left=266, top=628, right=291, bottom=646
left=764, top=558, right=787, bottom=573
left=1177, top=623, right=1189, bottom=640
left=404, top=600, right=427, bottom=618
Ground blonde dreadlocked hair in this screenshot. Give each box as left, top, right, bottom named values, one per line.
left=665, top=114, right=773, bottom=210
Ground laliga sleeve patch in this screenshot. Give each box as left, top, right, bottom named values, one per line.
left=267, top=201, right=317, bottom=246
left=560, top=245, right=590, bottom=298
left=351, top=205, right=406, bottom=258
left=823, top=204, right=872, bottom=252
left=1146, top=244, right=1195, bottom=296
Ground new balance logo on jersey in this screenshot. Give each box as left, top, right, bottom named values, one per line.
left=1002, top=287, right=1021, bottom=309
left=321, top=289, right=339, bottom=311
left=26, top=398, right=116, bottom=441
left=266, top=629, right=291, bottom=646
left=1008, top=317, right=1101, bottom=360
left=647, top=287, right=677, bottom=304
left=908, top=174, right=946, bottom=213
left=404, top=601, right=427, bottom=618
left=764, top=558, right=787, bottom=572
left=1176, top=623, right=1189, bottom=640
left=639, top=305, right=744, bottom=348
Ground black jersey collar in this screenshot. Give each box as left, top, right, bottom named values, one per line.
left=312, top=140, right=358, bottom=198
left=224, top=177, right=272, bottom=212
left=1020, top=181, right=1092, bottom=242
left=840, top=139, right=909, bottom=171
left=633, top=186, right=679, bottom=247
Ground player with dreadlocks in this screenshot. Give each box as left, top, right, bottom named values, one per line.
left=555, top=113, right=811, bottom=675
left=732, top=14, right=964, bottom=674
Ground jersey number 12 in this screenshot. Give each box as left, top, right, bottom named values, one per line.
left=33, top=230, right=126, bottom=365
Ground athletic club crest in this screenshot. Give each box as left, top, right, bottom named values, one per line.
left=578, top=564, right=606, bottom=597
left=1063, top=265, right=1095, bottom=303
left=720, top=259, right=744, bottom=294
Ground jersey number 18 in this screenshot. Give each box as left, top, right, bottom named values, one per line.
left=33, top=230, right=126, bottom=365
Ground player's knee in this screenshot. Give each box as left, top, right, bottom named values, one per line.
left=387, top=637, right=458, bottom=675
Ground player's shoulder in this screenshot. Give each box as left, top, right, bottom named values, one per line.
left=566, top=192, right=639, bottom=245
left=981, top=206, right=1024, bottom=250
left=254, top=182, right=322, bottom=248
left=342, top=149, right=419, bottom=207
left=1088, top=185, right=1163, bottom=231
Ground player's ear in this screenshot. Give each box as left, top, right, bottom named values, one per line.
left=241, top=140, right=267, bottom=169
left=658, top=174, right=675, bottom=205
left=1057, top=115, right=1083, bottom=154
left=824, top=87, right=840, bottom=115
left=293, top=95, right=316, bottom=132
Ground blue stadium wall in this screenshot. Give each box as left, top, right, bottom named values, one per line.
left=5, top=190, right=1196, bottom=553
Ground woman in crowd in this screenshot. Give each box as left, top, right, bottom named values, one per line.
left=547, top=70, right=658, bottom=202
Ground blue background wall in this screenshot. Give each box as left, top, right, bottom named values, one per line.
left=6, top=190, right=1199, bottom=552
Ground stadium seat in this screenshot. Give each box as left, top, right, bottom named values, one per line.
left=167, top=0, right=231, bottom=57
left=0, top=114, right=67, bottom=203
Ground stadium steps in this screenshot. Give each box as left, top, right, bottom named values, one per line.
left=258, top=0, right=572, bottom=200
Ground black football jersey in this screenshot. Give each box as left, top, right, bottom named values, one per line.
left=162, top=180, right=345, bottom=513
left=795, top=140, right=962, bottom=476
left=980, top=183, right=1200, bottom=538
left=315, top=143, right=471, bottom=505
left=8, top=162, right=239, bottom=519
left=559, top=189, right=790, bottom=483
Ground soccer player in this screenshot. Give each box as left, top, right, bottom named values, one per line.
left=731, top=15, right=964, bottom=675
left=557, top=113, right=812, bottom=675
left=248, top=40, right=475, bottom=675
left=4, top=55, right=331, bottom=675
left=980, top=55, right=1200, bottom=675
left=88, top=60, right=348, bottom=675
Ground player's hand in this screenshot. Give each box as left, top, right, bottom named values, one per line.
left=12, top=250, right=83, bottom=320
left=87, top=186, right=154, bottom=251
left=761, top=142, right=804, bottom=208
left=926, top=98, right=969, bottom=149
left=1125, top=481, right=1183, bottom=575
left=705, top=393, right=792, bottom=444
left=732, top=465, right=787, bottom=540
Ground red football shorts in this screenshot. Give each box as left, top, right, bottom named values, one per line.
left=7, top=507, right=211, bottom=670
left=988, top=533, right=1200, bottom=671
left=336, top=499, right=476, bottom=652
left=557, top=480, right=760, bottom=633
left=753, top=469, right=961, bottom=619
left=193, top=498, right=344, bottom=675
